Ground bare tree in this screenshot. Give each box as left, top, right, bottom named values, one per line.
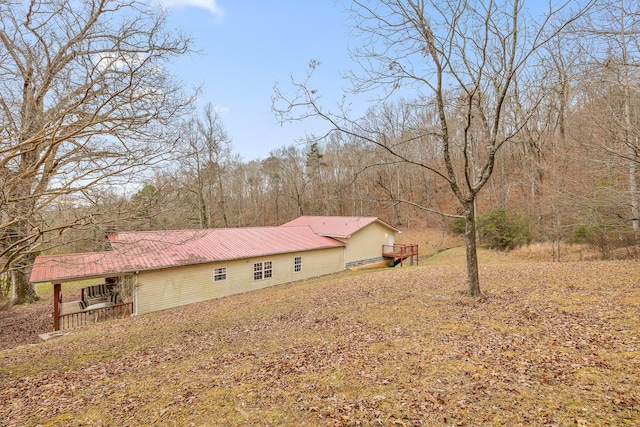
left=271, top=145, right=310, bottom=218
left=573, top=0, right=640, bottom=236
left=0, top=0, right=195, bottom=303
left=261, top=155, right=285, bottom=224
left=274, top=0, right=591, bottom=297
left=178, top=103, right=235, bottom=229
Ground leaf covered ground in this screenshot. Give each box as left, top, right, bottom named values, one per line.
left=0, top=302, right=51, bottom=351
left=1, top=258, right=639, bottom=426
left=0, top=283, right=83, bottom=351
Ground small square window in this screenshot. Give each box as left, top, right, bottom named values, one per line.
left=294, top=256, right=302, bottom=272
left=214, top=267, right=227, bottom=281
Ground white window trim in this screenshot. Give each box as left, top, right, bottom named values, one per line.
left=253, top=261, right=273, bottom=281
left=213, top=267, right=227, bottom=282
left=294, top=256, right=302, bottom=273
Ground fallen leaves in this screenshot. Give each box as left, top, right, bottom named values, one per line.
left=0, top=301, right=52, bottom=351
left=1, top=259, right=639, bottom=426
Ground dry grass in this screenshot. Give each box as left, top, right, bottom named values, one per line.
left=511, top=241, right=640, bottom=263
left=511, top=242, right=598, bottom=262
left=399, top=227, right=639, bottom=264
left=395, top=227, right=463, bottom=259
left=1, top=252, right=639, bottom=426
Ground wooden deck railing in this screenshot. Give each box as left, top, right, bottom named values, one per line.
left=382, top=243, right=419, bottom=266
left=56, top=302, right=133, bottom=331
left=383, top=243, right=418, bottom=257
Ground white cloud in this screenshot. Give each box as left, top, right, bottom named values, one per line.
left=159, top=0, right=222, bottom=16
left=214, top=106, right=229, bottom=114
left=94, top=53, right=144, bottom=72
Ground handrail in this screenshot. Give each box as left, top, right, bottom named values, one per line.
left=382, top=244, right=419, bottom=266
left=382, top=243, right=418, bottom=255
left=56, top=302, right=133, bottom=331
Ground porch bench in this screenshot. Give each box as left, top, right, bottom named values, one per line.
left=81, top=283, right=115, bottom=303
left=78, top=293, right=119, bottom=310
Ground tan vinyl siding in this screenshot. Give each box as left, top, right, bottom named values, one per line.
left=135, top=246, right=344, bottom=315
left=343, top=222, right=393, bottom=265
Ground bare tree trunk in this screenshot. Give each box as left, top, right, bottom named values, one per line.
left=624, top=85, right=639, bottom=236
left=216, top=169, right=230, bottom=228
left=630, top=159, right=639, bottom=235
left=11, top=252, right=38, bottom=304
left=198, top=189, right=209, bottom=229
left=464, top=201, right=481, bottom=297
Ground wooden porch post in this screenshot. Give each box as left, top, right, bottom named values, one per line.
left=53, top=283, right=61, bottom=331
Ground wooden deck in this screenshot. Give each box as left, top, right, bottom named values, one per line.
left=56, top=301, right=133, bottom=331
left=382, top=244, right=419, bottom=266
left=53, top=281, right=132, bottom=331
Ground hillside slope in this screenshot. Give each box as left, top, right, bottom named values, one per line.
left=1, top=260, right=639, bottom=426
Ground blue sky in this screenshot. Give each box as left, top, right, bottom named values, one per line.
left=161, top=0, right=354, bottom=161
left=158, top=1, right=562, bottom=162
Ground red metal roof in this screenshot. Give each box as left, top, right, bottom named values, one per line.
left=281, top=216, right=398, bottom=238
left=30, top=226, right=343, bottom=283
left=29, top=251, right=129, bottom=283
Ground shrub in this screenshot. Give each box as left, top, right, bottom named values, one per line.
left=568, top=224, right=593, bottom=244
left=477, top=208, right=532, bottom=251
left=568, top=222, right=638, bottom=260
left=451, top=217, right=466, bottom=235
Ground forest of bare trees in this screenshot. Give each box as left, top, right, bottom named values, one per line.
left=2, top=0, right=639, bottom=301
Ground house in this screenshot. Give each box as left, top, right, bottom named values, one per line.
left=281, top=216, right=401, bottom=268
left=29, top=216, right=414, bottom=330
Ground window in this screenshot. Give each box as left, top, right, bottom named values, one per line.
left=253, top=261, right=272, bottom=280
left=264, top=261, right=273, bottom=278
left=213, top=267, right=227, bottom=281
left=294, top=256, right=302, bottom=272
